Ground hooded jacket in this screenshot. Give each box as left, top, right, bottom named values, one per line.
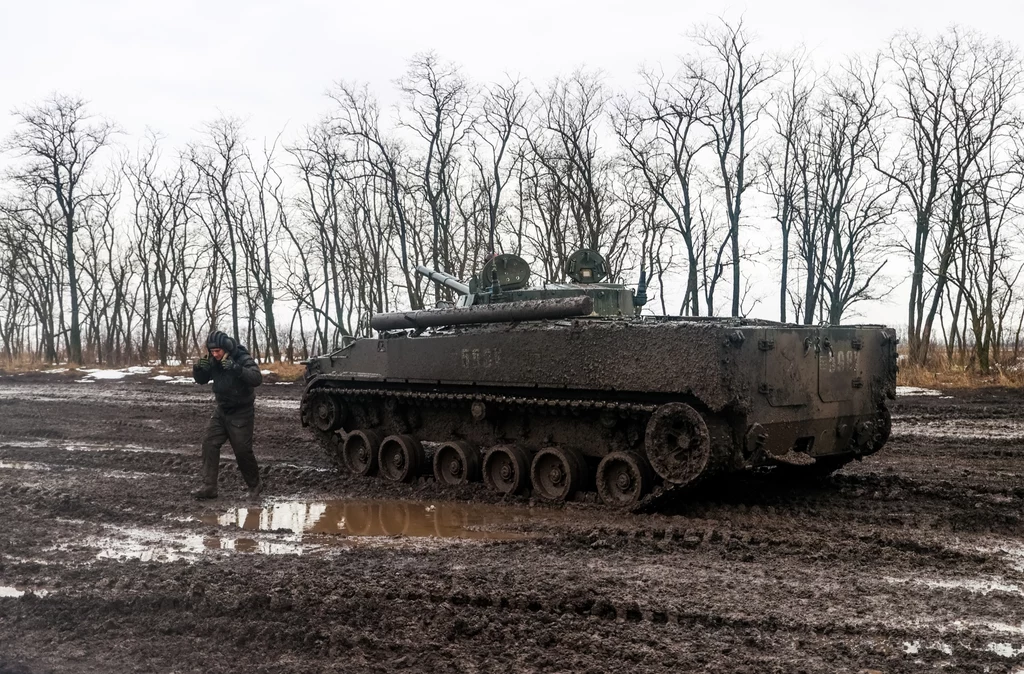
left=193, top=342, right=263, bottom=413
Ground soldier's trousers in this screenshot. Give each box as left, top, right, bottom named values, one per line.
left=201, top=406, right=260, bottom=488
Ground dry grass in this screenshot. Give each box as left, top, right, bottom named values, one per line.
left=897, top=355, right=1024, bottom=389
left=262, top=361, right=306, bottom=381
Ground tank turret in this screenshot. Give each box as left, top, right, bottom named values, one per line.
left=379, top=249, right=645, bottom=328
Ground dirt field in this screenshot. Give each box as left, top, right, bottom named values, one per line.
left=1, top=369, right=1023, bottom=673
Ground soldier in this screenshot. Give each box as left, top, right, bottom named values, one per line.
left=191, top=330, right=265, bottom=500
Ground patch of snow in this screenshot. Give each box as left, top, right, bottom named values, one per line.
left=150, top=375, right=173, bottom=381
left=260, top=369, right=272, bottom=375
left=78, top=369, right=129, bottom=380
left=896, top=386, right=942, bottom=397
left=42, top=368, right=68, bottom=374
left=167, top=376, right=206, bottom=385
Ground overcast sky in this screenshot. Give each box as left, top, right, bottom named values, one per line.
left=2, top=0, right=1022, bottom=325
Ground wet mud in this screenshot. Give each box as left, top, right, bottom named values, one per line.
left=1, top=372, right=1024, bottom=672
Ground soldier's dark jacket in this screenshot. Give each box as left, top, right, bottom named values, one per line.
left=192, top=346, right=263, bottom=412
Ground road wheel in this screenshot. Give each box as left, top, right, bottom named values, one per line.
left=433, top=441, right=481, bottom=486
left=378, top=434, right=425, bottom=483
left=482, top=445, right=529, bottom=495
left=596, top=451, right=653, bottom=508
left=645, top=402, right=711, bottom=485
left=343, top=430, right=382, bottom=476
left=530, top=446, right=586, bottom=502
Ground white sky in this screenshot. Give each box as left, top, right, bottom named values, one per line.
left=3, top=0, right=1022, bottom=328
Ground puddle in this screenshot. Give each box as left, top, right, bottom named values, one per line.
left=0, top=586, right=49, bottom=598
left=903, top=640, right=953, bottom=656
left=200, top=499, right=541, bottom=540
left=88, top=526, right=307, bottom=562
left=0, top=438, right=181, bottom=455
left=0, top=461, right=51, bottom=471
left=892, top=417, right=1024, bottom=441
left=76, top=503, right=528, bottom=564
left=201, top=537, right=305, bottom=554
left=256, top=399, right=300, bottom=411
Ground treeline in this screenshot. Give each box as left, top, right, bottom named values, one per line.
left=2, top=21, right=1024, bottom=372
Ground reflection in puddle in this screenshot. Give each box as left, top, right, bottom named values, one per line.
left=90, top=527, right=307, bottom=562
left=201, top=537, right=304, bottom=554
left=200, top=499, right=538, bottom=540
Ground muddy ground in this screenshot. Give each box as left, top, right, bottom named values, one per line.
left=0, top=370, right=1023, bottom=673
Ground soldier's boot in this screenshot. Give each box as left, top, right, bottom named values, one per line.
left=192, top=485, right=218, bottom=500
left=247, top=478, right=265, bottom=501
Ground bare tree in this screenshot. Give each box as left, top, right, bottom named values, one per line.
left=881, top=28, right=1024, bottom=364
left=686, top=18, right=775, bottom=316
left=5, top=95, right=117, bottom=364
left=614, top=66, right=716, bottom=315
left=398, top=52, right=478, bottom=290
left=762, top=51, right=812, bottom=322
left=472, top=75, right=530, bottom=255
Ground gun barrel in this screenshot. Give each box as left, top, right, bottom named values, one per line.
left=414, top=265, right=470, bottom=295
left=371, top=296, right=594, bottom=332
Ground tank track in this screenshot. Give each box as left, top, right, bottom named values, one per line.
left=302, top=380, right=669, bottom=508
left=301, top=379, right=881, bottom=510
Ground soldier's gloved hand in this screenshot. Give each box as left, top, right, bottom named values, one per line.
left=221, top=356, right=241, bottom=372
left=197, top=355, right=211, bottom=370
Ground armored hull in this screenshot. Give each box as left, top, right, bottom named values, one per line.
left=300, top=313, right=897, bottom=508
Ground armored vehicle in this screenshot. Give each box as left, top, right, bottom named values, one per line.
left=300, top=250, right=897, bottom=508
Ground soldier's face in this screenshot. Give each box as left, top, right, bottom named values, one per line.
left=210, top=348, right=226, bottom=361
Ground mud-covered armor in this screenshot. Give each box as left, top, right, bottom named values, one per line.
left=300, top=250, right=897, bottom=509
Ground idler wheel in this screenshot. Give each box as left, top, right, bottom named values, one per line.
left=482, top=445, right=529, bottom=495
left=644, top=402, right=711, bottom=485
left=530, top=447, right=586, bottom=502
left=343, top=430, right=382, bottom=476
left=308, top=392, right=345, bottom=431
left=433, top=441, right=481, bottom=486
left=596, top=451, right=653, bottom=508
left=378, top=434, right=425, bottom=483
